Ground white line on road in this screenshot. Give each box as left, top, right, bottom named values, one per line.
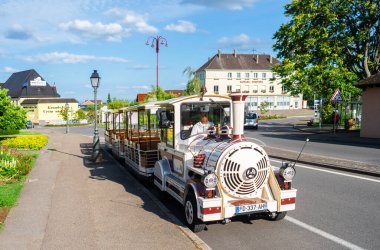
left=271, top=159, right=380, bottom=183
left=285, top=216, right=365, bottom=250
left=245, top=137, right=267, bottom=147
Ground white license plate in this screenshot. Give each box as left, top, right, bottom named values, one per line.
left=236, top=203, right=267, bottom=214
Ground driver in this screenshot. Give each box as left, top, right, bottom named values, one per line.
left=191, top=113, right=214, bottom=136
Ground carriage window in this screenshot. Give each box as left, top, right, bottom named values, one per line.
left=180, top=102, right=230, bottom=140
left=159, top=107, right=174, bottom=147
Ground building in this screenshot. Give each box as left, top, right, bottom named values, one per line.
left=355, top=73, right=380, bottom=138
left=195, top=50, right=303, bottom=111
left=79, top=99, right=103, bottom=110
left=136, top=89, right=183, bottom=103
left=2, top=69, right=78, bottom=125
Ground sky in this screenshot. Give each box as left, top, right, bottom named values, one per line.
left=0, top=0, right=289, bottom=102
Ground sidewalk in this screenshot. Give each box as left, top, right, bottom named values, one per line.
left=267, top=126, right=380, bottom=176
left=0, top=131, right=203, bottom=250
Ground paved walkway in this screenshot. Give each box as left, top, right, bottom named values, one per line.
left=0, top=130, right=200, bottom=250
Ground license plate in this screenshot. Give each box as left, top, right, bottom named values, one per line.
left=236, top=203, right=267, bottom=214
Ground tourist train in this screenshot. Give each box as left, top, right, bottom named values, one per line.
left=104, top=91, right=297, bottom=232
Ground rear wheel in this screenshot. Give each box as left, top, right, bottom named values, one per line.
left=268, top=211, right=287, bottom=221
left=184, top=192, right=205, bottom=232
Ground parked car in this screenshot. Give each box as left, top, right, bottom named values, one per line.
left=244, top=112, right=258, bottom=129
left=26, top=120, right=34, bottom=129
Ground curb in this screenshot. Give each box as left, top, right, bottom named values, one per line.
left=101, top=147, right=212, bottom=250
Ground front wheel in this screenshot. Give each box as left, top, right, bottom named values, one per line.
left=268, top=211, right=287, bottom=221
left=184, top=192, right=205, bottom=232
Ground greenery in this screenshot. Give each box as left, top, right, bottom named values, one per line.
left=58, top=107, right=69, bottom=121
left=258, top=114, right=287, bottom=120
left=182, top=66, right=200, bottom=95
left=74, top=109, right=86, bottom=120
left=273, top=0, right=379, bottom=117
left=107, top=98, right=130, bottom=109
left=44, top=123, right=89, bottom=127
left=0, top=89, right=27, bottom=135
left=259, top=101, right=270, bottom=115
left=1, top=135, right=48, bottom=150
left=144, top=86, right=178, bottom=102
left=0, top=176, right=27, bottom=207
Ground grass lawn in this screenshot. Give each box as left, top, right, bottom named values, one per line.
left=0, top=131, right=41, bottom=138
left=0, top=155, right=37, bottom=231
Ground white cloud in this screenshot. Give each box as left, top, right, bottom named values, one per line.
left=165, top=20, right=196, bottom=33
left=3, top=66, right=20, bottom=73
left=23, top=52, right=128, bottom=64
left=126, top=65, right=150, bottom=70
left=60, top=20, right=127, bottom=42
left=132, top=85, right=150, bottom=89
left=106, top=8, right=158, bottom=34
left=181, top=0, right=259, bottom=10
left=217, top=33, right=264, bottom=50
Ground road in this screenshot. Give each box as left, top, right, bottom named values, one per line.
left=245, top=117, right=380, bottom=165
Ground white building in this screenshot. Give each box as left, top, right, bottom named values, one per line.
left=195, top=50, right=303, bottom=111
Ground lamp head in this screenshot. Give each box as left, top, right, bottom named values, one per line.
left=90, top=70, right=100, bottom=89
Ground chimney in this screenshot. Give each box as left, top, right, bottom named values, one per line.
left=229, top=93, right=248, bottom=141
left=218, top=49, right=221, bottom=58
left=234, top=49, right=237, bottom=58
left=256, top=54, right=259, bottom=64
left=270, top=55, right=273, bottom=64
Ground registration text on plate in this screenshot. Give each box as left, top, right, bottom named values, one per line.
left=236, top=203, right=267, bottom=214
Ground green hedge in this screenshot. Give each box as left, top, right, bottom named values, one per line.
left=1, top=135, right=48, bottom=150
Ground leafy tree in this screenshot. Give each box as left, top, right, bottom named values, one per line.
left=74, top=109, right=86, bottom=120
left=107, top=98, right=129, bottom=109
left=259, top=101, right=270, bottom=115
left=58, top=107, right=69, bottom=121
left=107, top=93, right=112, bottom=104
left=183, top=66, right=201, bottom=96
left=273, top=0, right=379, bottom=102
left=0, top=89, right=27, bottom=133
left=144, top=86, right=177, bottom=102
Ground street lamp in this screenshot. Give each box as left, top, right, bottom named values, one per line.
left=90, top=70, right=100, bottom=160
left=65, top=102, right=69, bottom=134
left=146, top=35, right=168, bottom=89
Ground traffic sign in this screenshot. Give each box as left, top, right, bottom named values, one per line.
left=330, top=89, right=343, bottom=103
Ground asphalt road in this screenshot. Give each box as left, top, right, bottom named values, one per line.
left=245, top=117, right=380, bottom=165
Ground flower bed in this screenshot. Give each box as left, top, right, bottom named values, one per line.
left=1, top=135, right=48, bottom=150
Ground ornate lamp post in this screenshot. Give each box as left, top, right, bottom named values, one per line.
left=65, top=102, right=69, bottom=134
left=146, top=36, right=168, bottom=89
left=90, top=70, right=101, bottom=160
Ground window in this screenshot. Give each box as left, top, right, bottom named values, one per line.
left=245, top=73, right=249, bottom=79
left=277, top=96, right=290, bottom=107
left=243, top=85, right=249, bottom=93
left=180, top=102, right=231, bottom=140
left=295, top=101, right=299, bottom=109
left=228, top=72, right=232, bottom=79
left=235, top=85, right=241, bottom=92
left=262, top=73, right=267, bottom=80
left=214, top=85, right=219, bottom=94
left=227, top=85, right=232, bottom=93
left=261, top=85, right=266, bottom=93
left=253, top=73, right=258, bottom=79
left=236, top=73, right=241, bottom=79
left=252, top=85, right=258, bottom=93
left=281, top=86, right=287, bottom=94
left=269, top=85, right=274, bottom=92
left=159, top=107, right=174, bottom=147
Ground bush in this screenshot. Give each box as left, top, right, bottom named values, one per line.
left=0, top=148, right=37, bottom=182
left=0, top=130, right=20, bottom=136
left=1, top=135, right=48, bottom=150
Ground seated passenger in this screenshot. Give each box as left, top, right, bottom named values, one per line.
left=191, top=114, right=214, bottom=136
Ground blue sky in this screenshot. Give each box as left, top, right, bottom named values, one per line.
left=0, top=0, right=289, bottom=102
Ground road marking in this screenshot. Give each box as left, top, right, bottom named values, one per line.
left=285, top=216, right=365, bottom=250
left=271, top=159, right=380, bottom=183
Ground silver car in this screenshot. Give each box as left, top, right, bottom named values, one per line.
left=244, top=113, right=258, bottom=129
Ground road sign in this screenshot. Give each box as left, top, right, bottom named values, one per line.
left=330, top=89, right=343, bottom=103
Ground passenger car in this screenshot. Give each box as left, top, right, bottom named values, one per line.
left=244, top=112, right=258, bottom=129
left=26, top=120, right=34, bottom=129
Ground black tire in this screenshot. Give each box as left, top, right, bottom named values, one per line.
left=268, top=211, right=287, bottom=221
left=254, top=125, right=258, bottom=130
left=184, top=192, right=205, bottom=233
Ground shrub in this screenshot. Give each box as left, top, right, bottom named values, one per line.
left=0, top=148, right=37, bottom=182
left=1, top=135, right=48, bottom=150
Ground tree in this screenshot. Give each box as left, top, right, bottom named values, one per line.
left=74, top=109, right=86, bottom=120
left=0, top=89, right=27, bottom=134
left=183, top=66, right=201, bottom=96
left=107, top=93, right=111, bottom=104
left=144, top=86, right=177, bottom=102
left=259, top=101, right=270, bottom=115
left=273, top=0, right=379, bottom=101
left=107, top=98, right=129, bottom=109
left=58, top=107, right=69, bottom=121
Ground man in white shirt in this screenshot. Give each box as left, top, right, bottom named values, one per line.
left=191, top=113, right=214, bottom=136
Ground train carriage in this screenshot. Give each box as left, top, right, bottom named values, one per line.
left=105, top=92, right=297, bottom=232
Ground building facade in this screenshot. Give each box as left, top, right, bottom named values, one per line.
left=2, top=69, right=78, bottom=124
left=195, top=50, right=303, bottom=111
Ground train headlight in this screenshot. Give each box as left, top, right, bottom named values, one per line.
left=280, top=164, right=296, bottom=181
left=204, top=173, right=218, bottom=188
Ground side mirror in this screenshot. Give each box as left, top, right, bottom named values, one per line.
left=156, top=109, right=171, bottom=128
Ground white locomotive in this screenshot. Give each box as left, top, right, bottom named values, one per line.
left=105, top=92, right=297, bottom=232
